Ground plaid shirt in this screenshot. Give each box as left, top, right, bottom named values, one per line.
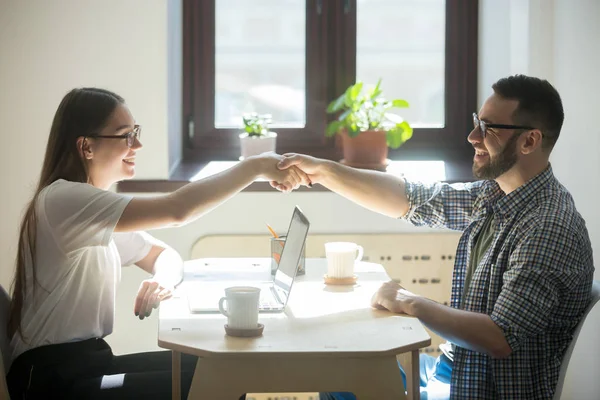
left=402, top=165, right=594, bottom=399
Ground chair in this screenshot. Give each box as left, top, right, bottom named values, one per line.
left=0, top=285, right=11, bottom=399
left=553, top=280, right=600, bottom=400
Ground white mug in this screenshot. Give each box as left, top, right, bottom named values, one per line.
left=218, top=286, right=260, bottom=329
left=325, top=242, right=364, bottom=278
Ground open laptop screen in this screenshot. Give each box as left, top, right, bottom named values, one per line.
left=272, top=206, right=310, bottom=304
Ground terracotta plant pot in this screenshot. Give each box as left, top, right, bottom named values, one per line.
left=239, top=131, right=277, bottom=159
left=341, top=130, right=389, bottom=170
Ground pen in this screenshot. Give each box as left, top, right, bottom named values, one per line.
left=266, top=223, right=279, bottom=239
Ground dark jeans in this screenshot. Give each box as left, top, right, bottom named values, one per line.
left=320, top=353, right=453, bottom=400
left=7, top=338, right=197, bottom=399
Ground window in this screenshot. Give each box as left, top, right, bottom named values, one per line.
left=214, top=1, right=306, bottom=128
left=182, top=0, right=477, bottom=164
left=357, top=0, right=446, bottom=127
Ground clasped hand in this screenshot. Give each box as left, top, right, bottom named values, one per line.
left=257, top=152, right=311, bottom=192
left=268, top=153, right=321, bottom=192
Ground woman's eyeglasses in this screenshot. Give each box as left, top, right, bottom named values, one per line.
left=89, top=125, right=142, bottom=148
left=472, top=113, right=534, bottom=139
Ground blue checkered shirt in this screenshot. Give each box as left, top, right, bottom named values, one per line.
left=402, top=165, right=594, bottom=399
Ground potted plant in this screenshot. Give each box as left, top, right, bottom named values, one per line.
left=325, top=79, right=413, bottom=169
left=239, top=112, right=277, bottom=159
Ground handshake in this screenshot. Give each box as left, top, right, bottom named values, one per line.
left=252, top=152, right=325, bottom=193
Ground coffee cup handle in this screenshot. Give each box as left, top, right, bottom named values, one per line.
left=355, top=245, right=364, bottom=262
left=218, top=297, right=229, bottom=317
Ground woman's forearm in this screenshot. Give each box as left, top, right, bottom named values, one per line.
left=168, top=157, right=263, bottom=224
left=151, top=247, right=184, bottom=288
left=116, top=157, right=264, bottom=232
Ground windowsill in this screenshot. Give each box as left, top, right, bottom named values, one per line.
left=116, top=159, right=475, bottom=193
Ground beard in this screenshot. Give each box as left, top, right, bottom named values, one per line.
left=472, top=131, right=521, bottom=180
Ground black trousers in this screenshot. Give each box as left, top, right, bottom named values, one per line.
left=7, top=338, right=198, bottom=399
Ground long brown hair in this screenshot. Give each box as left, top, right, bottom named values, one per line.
left=8, top=88, right=125, bottom=340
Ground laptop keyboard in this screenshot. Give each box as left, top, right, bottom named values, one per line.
left=259, top=291, right=281, bottom=309
left=186, top=282, right=282, bottom=312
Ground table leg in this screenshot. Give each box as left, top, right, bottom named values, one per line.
left=409, top=350, right=420, bottom=400
left=172, top=350, right=181, bottom=400
left=188, top=355, right=406, bottom=400
left=397, top=350, right=420, bottom=400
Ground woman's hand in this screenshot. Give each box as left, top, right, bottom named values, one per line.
left=134, top=279, right=173, bottom=320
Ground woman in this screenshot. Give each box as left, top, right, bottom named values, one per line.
left=6, top=87, right=309, bottom=399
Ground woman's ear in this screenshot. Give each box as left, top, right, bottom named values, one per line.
left=76, top=136, right=94, bottom=160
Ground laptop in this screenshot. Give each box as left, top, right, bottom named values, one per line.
left=187, top=206, right=310, bottom=313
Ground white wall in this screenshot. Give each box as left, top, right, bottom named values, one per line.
left=0, top=0, right=171, bottom=285
left=167, top=0, right=183, bottom=173
left=478, top=0, right=600, bottom=397
left=1, top=1, right=599, bottom=394
left=546, top=0, right=600, bottom=396
left=477, top=0, right=555, bottom=105
left=551, top=0, right=600, bottom=258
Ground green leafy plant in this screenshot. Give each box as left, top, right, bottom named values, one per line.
left=242, top=112, right=273, bottom=137
left=325, top=79, right=413, bottom=149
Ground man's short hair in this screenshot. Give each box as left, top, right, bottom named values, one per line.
left=492, top=75, right=564, bottom=150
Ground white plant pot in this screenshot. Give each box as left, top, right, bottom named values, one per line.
left=239, top=131, right=277, bottom=159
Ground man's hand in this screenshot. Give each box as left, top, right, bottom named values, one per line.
left=134, top=279, right=173, bottom=320
left=372, top=282, right=513, bottom=358
left=370, top=281, right=420, bottom=315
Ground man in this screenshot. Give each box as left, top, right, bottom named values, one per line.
left=275, top=75, right=594, bottom=399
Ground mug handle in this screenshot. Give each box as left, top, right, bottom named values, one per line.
left=218, top=297, right=229, bottom=317
left=355, top=245, right=364, bottom=262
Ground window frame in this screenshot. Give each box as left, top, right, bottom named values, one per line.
left=182, top=0, right=478, bottom=163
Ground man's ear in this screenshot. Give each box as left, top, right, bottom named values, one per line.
left=521, top=129, right=543, bottom=155
left=76, top=136, right=94, bottom=160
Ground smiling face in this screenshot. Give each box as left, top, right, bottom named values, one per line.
left=468, top=94, right=524, bottom=180
left=80, top=104, right=142, bottom=189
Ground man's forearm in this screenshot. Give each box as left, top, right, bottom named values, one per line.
left=316, top=160, right=410, bottom=218
left=409, top=297, right=512, bottom=359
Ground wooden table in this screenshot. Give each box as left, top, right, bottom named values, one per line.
left=159, top=258, right=431, bottom=400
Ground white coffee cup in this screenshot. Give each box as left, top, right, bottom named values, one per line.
left=325, top=242, right=364, bottom=278
left=218, top=286, right=260, bottom=329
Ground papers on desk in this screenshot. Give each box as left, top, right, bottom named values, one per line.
left=183, top=258, right=272, bottom=282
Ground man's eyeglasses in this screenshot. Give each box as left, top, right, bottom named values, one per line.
left=89, top=125, right=141, bottom=148
left=472, top=113, right=534, bottom=139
